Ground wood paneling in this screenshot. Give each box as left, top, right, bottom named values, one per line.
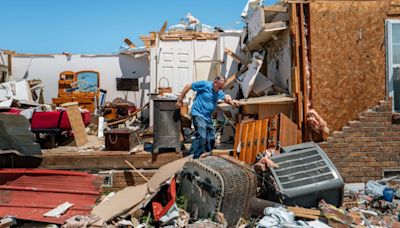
left=310, top=1, right=388, bottom=131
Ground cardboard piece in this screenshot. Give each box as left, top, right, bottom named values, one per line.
left=93, top=156, right=191, bottom=222
left=148, top=156, right=191, bottom=191
left=91, top=184, right=148, bottom=222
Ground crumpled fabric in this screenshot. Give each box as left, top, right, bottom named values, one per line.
left=365, top=180, right=386, bottom=197
left=256, top=207, right=309, bottom=228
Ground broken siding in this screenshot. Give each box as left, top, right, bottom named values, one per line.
left=310, top=1, right=387, bottom=131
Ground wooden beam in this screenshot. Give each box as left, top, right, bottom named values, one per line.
left=299, top=3, right=309, bottom=139
left=224, top=48, right=248, bottom=65
left=264, top=5, right=288, bottom=13
left=40, top=151, right=184, bottom=170
left=7, top=53, right=12, bottom=76
left=124, top=38, right=136, bottom=48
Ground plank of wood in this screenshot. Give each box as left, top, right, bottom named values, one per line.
left=279, top=113, right=298, bottom=148
left=40, top=151, right=184, bottom=170
left=264, top=5, right=288, bottom=13
left=293, top=213, right=319, bottom=220
left=61, top=103, right=88, bottom=147
left=239, top=96, right=296, bottom=105
left=288, top=206, right=321, bottom=216
left=124, top=38, right=136, bottom=48
left=224, top=48, right=248, bottom=65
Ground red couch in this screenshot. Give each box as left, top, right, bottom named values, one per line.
left=31, top=110, right=91, bottom=130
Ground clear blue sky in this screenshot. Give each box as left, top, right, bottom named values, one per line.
left=0, top=0, right=275, bottom=54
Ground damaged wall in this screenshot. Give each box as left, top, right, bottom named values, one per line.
left=9, top=54, right=150, bottom=108
left=265, top=29, right=291, bottom=92
left=320, top=100, right=400, bottom=183
left=310, top=1, right=387, bottom=131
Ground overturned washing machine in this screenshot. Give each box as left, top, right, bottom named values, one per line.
left=178, top=156, right=258, bottom=227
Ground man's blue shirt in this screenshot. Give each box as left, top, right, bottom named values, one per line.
left=191, top=80, right=225, bottom=123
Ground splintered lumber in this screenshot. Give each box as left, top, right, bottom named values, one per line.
left=60, top=102, right=88, bottom=147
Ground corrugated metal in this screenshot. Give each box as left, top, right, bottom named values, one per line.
left=0, top=169, right=102, bottom=224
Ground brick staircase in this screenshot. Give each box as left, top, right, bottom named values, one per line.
left=319, top=100, right=400, bottom=182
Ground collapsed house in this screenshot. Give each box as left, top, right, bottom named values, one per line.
left=2, top=0, right=400, bottom=227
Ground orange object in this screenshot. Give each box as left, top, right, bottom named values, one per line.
left=52, top=71, right=100, bottom=112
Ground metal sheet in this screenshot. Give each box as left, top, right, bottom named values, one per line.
left=0, top=169, right=102, bottom=224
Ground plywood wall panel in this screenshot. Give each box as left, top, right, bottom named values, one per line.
left=310, top=1, right=388, bottom=131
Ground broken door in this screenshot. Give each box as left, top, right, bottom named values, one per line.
left=157, top=48, right=193, bottom=94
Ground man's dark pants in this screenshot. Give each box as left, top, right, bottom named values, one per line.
left=190, top=116, right=215, bottom=158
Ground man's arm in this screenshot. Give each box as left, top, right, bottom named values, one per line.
left=176, top=83, right=192, bottom=108
left=223, top=94, right=241, bottom=107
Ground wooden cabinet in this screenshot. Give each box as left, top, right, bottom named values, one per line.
left=233, top=113, right=297, bottom=164
left=52, top=71, right=99, bottom=112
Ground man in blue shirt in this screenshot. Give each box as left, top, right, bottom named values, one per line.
left=176, top=76, right=240, bottom=158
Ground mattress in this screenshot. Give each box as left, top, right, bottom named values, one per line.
left=31, top=110, right=91, bottom=130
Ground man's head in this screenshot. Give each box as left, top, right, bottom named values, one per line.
left=213, top=76, right=226, bottom=91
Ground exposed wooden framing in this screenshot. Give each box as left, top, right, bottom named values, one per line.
left=224, top=48, right=249, bottom=65
left=40, top=151, right=183, bottom=170
left=290, top=3, right=304, bottom=130
left=299, top=3, right=309, bottom=140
